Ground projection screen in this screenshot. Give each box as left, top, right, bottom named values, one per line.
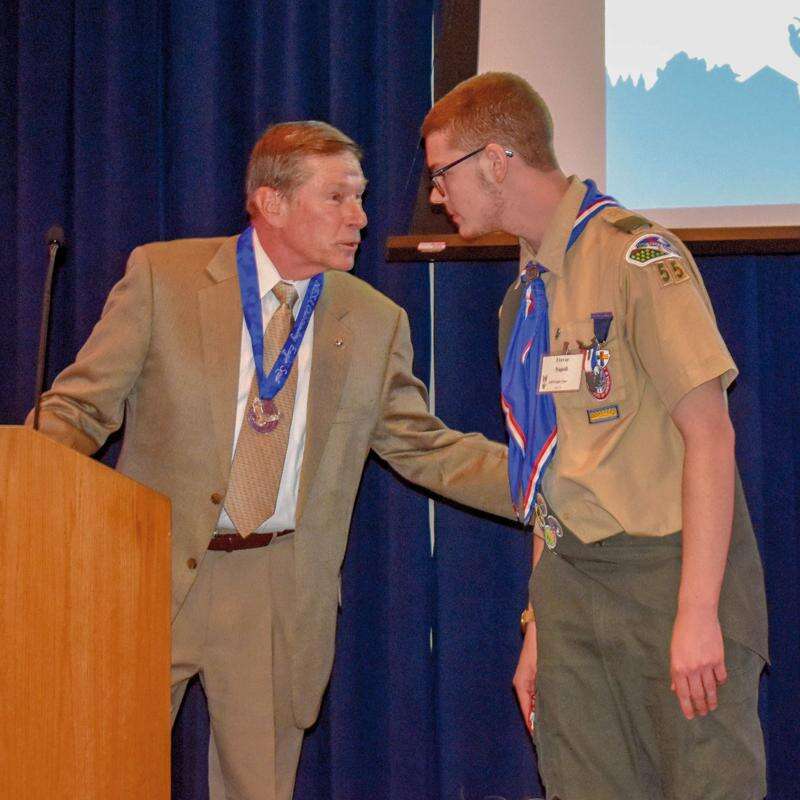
left=477, top=0, right=800, bottom=228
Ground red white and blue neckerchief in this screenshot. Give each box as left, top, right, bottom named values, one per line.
left=501, top=180, right=618, bottom=523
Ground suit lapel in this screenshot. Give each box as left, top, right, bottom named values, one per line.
left=198, top=237, right=242, bottom=481
left=296, top=275, right=352, bottom=522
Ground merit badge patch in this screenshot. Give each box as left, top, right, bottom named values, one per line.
left=534, top=492, right=549, bottom=527
left=586, top=365, right=611, bottom=400
left=655, top=258, right=691, bottom=288
left=667, top=258, right=689, bottom=284
left=587, top=404, right=620, bottom=424
left=625, top=234, right=677, bottom=267
left=582, top=346, right=610, bottom=372
left=543, top=514, right=563, bottom=550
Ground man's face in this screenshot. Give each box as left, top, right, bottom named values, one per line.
left=273, top=152, right=368, bottom=279
left=425, top=130, right=502, bottom=239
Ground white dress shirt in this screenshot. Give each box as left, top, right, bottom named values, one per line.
left=217, top=228, right=314, bottom=532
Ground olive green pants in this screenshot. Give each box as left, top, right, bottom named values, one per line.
left=531, top=525, right=766, bottom=800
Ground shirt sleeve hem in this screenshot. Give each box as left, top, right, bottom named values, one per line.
left=661, top=357, right=739, bottom=413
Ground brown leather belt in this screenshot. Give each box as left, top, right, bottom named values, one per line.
left=208, top=529, right=294, bottom=553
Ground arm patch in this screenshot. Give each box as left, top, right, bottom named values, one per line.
left=626, top=233, right=679, bottom=266
left=653, top=258, right=691, bottom=287
left=625, top=233, right=691, bottom=288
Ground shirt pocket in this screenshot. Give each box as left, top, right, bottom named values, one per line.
left=551, top=317, right=630, bottom=412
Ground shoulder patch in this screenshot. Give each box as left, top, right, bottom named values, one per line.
left=625, top=234, right=692, bottom=287
left=604, top=207, right=652, bottom=233
left=625, top=233, right=679, bottom=267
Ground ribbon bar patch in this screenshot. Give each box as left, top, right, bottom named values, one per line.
left=587, top=404, right=620, bottom=424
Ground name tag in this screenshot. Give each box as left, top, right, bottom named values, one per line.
left=538, top=353, right=583, bottom=393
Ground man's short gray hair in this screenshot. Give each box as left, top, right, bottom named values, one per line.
left=245, top=121, right=362, bottom=212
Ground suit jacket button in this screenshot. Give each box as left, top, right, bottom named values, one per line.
left=210, top=492, right=223, bottom=505
left=187, top=558, right=198, bottom=570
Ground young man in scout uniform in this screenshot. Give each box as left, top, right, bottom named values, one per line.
left=31, top=120, right=514, bottom=800
left=423, top=72, right=768, bottom=799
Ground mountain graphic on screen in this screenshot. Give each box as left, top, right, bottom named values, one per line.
left=790, top=18, right=800, bottom=58
left=606, top=51, right=800, bottom=209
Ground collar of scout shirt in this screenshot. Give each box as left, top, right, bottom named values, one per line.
left=519, top=175, right=588, bottom=277
left=251, top=228, right=311, bottom=308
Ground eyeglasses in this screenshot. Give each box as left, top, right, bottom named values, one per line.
left=430, top=145, right=514, bottom=197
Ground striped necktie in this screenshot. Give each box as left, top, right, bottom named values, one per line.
left=224, top=281, right=298, bottom=537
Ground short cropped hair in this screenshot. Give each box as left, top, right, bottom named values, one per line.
left=422, top=72, right=558, bottom=171
left=245, top=121, right=362, bottom=210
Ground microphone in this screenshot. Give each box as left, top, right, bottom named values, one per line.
left=32, top=225, right=67, bottom=431
left=46, top=225, right=65, bottom=249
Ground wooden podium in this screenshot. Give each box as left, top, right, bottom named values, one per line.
left=0, top=426, right=171, bottom=799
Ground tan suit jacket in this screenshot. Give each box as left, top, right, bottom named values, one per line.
left=35, top=235, right=513, bottom=727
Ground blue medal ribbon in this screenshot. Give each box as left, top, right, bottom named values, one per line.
left=501, top=180, right=618, bottom=523
left=236, top=227, right=323, bottom=401
left=591, top=311, right=613, bottom=344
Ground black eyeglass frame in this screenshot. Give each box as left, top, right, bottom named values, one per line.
left=430, top=145, right=514, bottom=196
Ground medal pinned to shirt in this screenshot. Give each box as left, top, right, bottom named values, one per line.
left=582, top=311, right=614, bottom=401
left=538, top=311, right=616, bottom=401
left=236, top=228, right=323, bottom=434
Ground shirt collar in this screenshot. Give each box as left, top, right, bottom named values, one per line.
left=519, top=176, right=587, bottom=277
left=252, top=228, right=310, bottom=306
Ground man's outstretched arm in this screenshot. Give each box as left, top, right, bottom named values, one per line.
left=370, top=306, right=515, bottom=520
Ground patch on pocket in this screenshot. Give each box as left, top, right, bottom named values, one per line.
left=587, top=404, right=620, bottom=424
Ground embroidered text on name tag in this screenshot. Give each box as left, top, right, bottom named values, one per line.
left=539, top=353, right=583, bottom=393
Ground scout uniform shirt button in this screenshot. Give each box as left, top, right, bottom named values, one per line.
left=187, top=558, right=198, bottom=570
left=210, top=492, right=223, bottom=505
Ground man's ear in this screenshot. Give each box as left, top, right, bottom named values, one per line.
left=250, top=186, right=287, bottom=227
left=484, top=143, right=512, bottom=184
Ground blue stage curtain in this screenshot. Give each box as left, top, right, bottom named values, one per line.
left=2, top=3, right=799, bottom=799
left=430, top=259, right=544, bottom=800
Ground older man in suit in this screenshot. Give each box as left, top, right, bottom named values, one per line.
left=32, top=121, right=512, bottom=800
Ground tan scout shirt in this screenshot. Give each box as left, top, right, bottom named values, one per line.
left=504, top=177, right=737, bottom=543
